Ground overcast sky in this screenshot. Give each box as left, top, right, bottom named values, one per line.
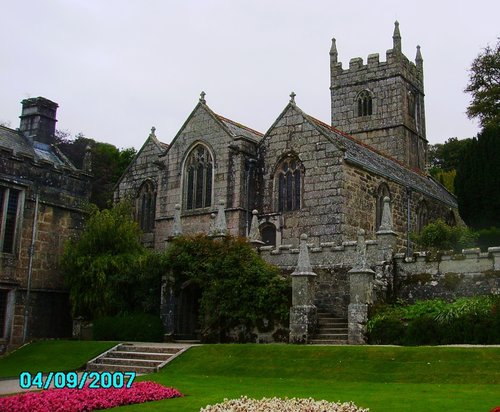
left=2, top=0, right=498, bottom=150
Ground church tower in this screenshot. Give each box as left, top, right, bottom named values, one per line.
left=330, top=22, right=427, bottom=170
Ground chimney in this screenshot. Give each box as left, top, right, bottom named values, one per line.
left=19, top=97, right=58, bottom=145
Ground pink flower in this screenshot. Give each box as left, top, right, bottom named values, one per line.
left=0, top=381, right=182, bottom=412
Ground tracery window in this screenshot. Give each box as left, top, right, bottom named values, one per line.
left=276, top=157, right=302, bottom=212
left=357, top=90, right=373, bottom=117
left=0, top=186, right=22, bottom=254
left=184, top=144, right=213, bottom=210
left=416, top=200, right=429, bottom=234
left=137, top=180, right=156, bottom=232
left=375, top=183, right=391, bottom=231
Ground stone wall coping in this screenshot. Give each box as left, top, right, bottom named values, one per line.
left=488, top=247, right=500, bottom=254
left=462, top=248, right=481, bottom=256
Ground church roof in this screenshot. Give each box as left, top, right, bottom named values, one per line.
left=296, top=108, right=457, bottom=208
left=215, top=114, right=263, bottom=142
left=0, top=125, right=75, bottom=169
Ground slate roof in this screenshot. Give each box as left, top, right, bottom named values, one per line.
left=0, top=125, right=75, bottom=169
left=300, top=110, right=457, bottom=208
left=215, top=114, right=263, bottom=142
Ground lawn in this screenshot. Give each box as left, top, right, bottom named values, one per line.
left=1, top=343, right=499, bottom=411
left=123, top=345, right=500, bottom=412
left=0, top=340, right=117, bottom=378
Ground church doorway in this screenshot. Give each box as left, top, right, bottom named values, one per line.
left=174, top=281, right=201, bottom=341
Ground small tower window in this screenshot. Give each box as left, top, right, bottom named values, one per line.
left=184, top=144, right=213, bottom=210
left=137, top=180, right=156, bottom=233
left=276, top=157, right=303, bottom=212
left=357, top=91, right=373, bottom=117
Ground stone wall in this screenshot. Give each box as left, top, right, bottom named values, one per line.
left=394, top=248, right=500, bottom=302
left=257, top=105, right=346, bottom=245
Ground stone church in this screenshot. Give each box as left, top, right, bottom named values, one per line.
left=115, top=22, right=459, bottom=252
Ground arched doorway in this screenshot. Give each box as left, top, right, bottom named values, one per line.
left=174, top=281, right=201, bottom=341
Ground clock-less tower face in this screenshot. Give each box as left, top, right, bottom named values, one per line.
left=329, top=23, right=427, bottom=171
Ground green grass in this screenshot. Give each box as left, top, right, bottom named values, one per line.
left=0, top=340, right=117, bottom=378
left=123, top=345, right=500, bottom=412
left=1, top=343, right=499, bottom=411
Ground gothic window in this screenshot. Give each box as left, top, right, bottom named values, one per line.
left=416, top=200, right=429, bottom=234
left=0, top=186, right=22, bottom=254
left=375, top=183, right=391, bottom=231
left=137, top=180, right=156, bottom=233
left=184, top=144, right=213, bottom=210
left=357, top=90, right=373, bottom=117
left=276, top=157, right=302, bottom=212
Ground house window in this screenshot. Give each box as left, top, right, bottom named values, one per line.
left=184, top=145, right=213, bottom=210
left=416, top=200, right=429, bottom=234
left=376, top=183, right=391, bottom=230
left=137, top=180, right=156, bottom=232
left=276, top=157, right=302, bottom=212
left=357, top=91, right=373, bottom=117
left=0, top=187, right=22, bottom=254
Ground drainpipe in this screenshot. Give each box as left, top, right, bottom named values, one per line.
left=245, top=159, right=257, bottom=237
left=406, top=187, right=412, bottom=258
left=23, top=192, right=39, bottom=343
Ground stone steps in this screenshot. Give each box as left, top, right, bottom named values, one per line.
left=86, top=343, right=189, bottom=374
left=310, top=312, right=348, bottom=345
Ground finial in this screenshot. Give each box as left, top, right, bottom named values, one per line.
left=415, top=45, right=423, bottom=63
left=392, top=20, right=401, bottom=52
left=199, top=91, right=206, bottom=104
left=291, top=233, right=315, bottom=276
left=211, top=199, right=227, bottom=237
left=289, top=91, right=296, bottom=104
left=377, top=196, right=395, bottom=233
left=149, top=126, right=156, bottom=137
left=330, top=38, right=338, bottom=63
left=83, top=144, right=92, bottom=173
left=248, top=210, right=264, bottom=245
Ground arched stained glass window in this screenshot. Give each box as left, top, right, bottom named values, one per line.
left=184, top=145, right=213, bottom=210
left=276, top=157, right=302, bottom=212
left=137, top=180, right=156, bottom=232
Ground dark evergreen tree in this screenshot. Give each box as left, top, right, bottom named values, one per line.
left=455, top=124, right=500, bottom=229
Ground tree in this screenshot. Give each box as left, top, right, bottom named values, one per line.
left=55, top=131, right=137, bottom=209
left=428, top=137, right=471, bottom=171
left=465, top=39, right=500, bottom=128
left=455, top=124, right=500, bottom=229
left=61, top=202, right=165, bottom=319
left=165, top=235, right=290, bottom=342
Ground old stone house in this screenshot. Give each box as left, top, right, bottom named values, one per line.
left=114, top=23, right=466, bottom=340
left=0, top=97, right=90, bottom=352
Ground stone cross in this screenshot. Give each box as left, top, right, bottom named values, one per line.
left=172, top=204, right=182, bottom=237
left=199, top=91, right=206, bottom=104
left=150, top=126, right=156, bottom=137
left=289, top=91, right=296, bottom=104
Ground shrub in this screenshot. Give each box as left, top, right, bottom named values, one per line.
left=165, top=235, right=290, bottom=343
left=62, top=202, right=167, bottom=319
left=476, top=227, right=500, bottom=251
left=368, top=296, right=500, bottom=345
left=93, top=313, right=164, bottom=342
left=411, top=219, right=477, bottom=252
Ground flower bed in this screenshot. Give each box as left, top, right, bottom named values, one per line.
left=0, top=381, right=182, bottom=412
left=200, top=396, right=369, bottom=412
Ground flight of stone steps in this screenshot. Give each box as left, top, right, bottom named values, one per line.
left=86, top=343, right=190, bottom=374
left=309, top=312, right=348, bottom=344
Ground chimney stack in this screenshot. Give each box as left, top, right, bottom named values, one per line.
left=19, top=97, right=58, bottom=145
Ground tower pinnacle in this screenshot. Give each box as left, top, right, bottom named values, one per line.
left=392, top=21, right=401, bottom=52
left=330, top=38, right=338, bottom=63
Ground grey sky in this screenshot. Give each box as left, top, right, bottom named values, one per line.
left=2, top=0, right=498, bottom=150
